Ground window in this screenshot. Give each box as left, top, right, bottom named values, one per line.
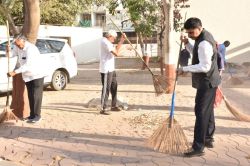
left=95, top=13, right=106, bottom=27
left=46, top=40, right=65, bottom=53
left=36, top=39, right=49, bottom=54
left=36, top=39, right=65, bottom=54
left=80, top=14, right=91, bottom=27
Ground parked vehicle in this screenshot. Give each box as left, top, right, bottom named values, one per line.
left=0, top=37, right=78, bottom=93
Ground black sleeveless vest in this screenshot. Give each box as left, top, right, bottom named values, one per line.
left=191, top=29, right=221, bottom=89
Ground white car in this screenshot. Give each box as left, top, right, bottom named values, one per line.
left=0, top=38, right=78, bottom=93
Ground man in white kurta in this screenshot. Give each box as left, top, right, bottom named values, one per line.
left=99, top=30, right=125, bottom=115
left=8, top=37, right=45, bottom=123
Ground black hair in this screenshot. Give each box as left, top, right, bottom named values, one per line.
left=184, top=17, right=202, bottom=29
left=223, top=40, right=230, bottom=47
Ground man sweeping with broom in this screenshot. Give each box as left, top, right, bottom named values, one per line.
left=99, top=30, right=126, bottom=115
left=7, top=36, right=45, bottom=123
left=178, top=17, right=221, bottom=157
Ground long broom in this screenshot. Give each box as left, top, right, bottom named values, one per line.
left=217, top=87, right=250, bottom=122
left=109, top=18, right=171, bottom=95
left=225, top=63, right=243, bottom=85
left=146, top=39, right=189, bottom=154
left=0, top=20, right=18, bottom=124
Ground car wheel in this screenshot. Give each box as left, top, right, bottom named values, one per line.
left=51, top=70, right=67, bottom=91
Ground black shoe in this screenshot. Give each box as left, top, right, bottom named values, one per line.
left=100, top=109, right=111, bottom=115
left=184, top=149, right=204, bottom=157
left=22, top=116, right=35, bottom=121
left=27, top=116, right=41, bottom=123
left=111, top=107, right=122, bottom=112
left=205, top=141, right=214, bottom=148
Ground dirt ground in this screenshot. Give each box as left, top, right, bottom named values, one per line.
left=0, top=57, right=250, bottom=166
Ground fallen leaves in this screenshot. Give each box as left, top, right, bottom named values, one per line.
left=127, top=113, right=164, bottom=129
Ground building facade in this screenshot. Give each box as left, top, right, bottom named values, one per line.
left=78, top=0, right=250, bottom=63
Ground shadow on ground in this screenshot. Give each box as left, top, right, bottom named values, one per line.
left=0, top=124, right=158, bottom=164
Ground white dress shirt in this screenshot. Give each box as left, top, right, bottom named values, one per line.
left=183, top=41, right=213, bottom=73
left=12, top=41, right=45, bottom=82
left=99, top=37, right=116, bottom=73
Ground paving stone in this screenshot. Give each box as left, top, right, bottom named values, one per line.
left=31, top=159, right=53, bottom=166
left=0, top=61, right=250, bottom=166
left=79, top=156, right=93, bottom=164
left=58, top=158, right=78, bottom=166
left=0, top=160, right=23, bottom=166
left=10, top=150, right=32, bottom=163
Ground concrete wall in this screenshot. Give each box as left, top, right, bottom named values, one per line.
left=0, top=25, right=102, bottom=64
left=185, top=0, right=250, bottom=64
left=38, top=25, right=102, bottom=64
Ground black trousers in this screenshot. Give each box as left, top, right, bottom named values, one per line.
left=192, top=86, right=217, bottom=151
left=100, top=71, right=117, bottom=109
left=25, top=77, right=44, bottom=118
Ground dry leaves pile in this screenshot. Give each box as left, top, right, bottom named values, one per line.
left=126, top=113, right=164, bottom=129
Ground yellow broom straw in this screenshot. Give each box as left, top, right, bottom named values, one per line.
left=218, top=87, right=250, bottom=122
left=0, top=20, right=18, bottom=124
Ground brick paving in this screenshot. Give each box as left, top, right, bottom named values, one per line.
left=0, top=57, right=250, bottom=166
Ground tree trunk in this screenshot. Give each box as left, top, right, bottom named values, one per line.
left=137, top=32, right=145, bottom=56
left=11, top=0, right=40, bottom=119
left=162, top=0, right=175, bottom=93
left=137, top=33, right=147, bottom=70
left=158, top=3, right=166, bottom=75
left=22, top=0, right=40, bottom=44
left=142, top=44, right=150, bottom=70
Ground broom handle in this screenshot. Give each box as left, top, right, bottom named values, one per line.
left=6, top=20, right=10, bottom=107
left=169, top=41, right=183, bottom=127
left=169, top=12, right=187, bottom=127
left=216, top=86, right=225, bottom=99
left=173, top=41, right=183, bottom=91
left=228, top=64, right=233, bottom=77
left=109, top=18, right=155, bottom=76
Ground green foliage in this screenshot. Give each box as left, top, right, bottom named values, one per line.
left=0, top=0, right=15, bottom=8
left=40, top=0, right=80, bottom=25
left=0, top=0, right=21, bottom=25
left=108, top=0, right=190, bottom=36
left=0, top=16, right=4, bottom=24
left=41, top=0, right=96, bottom=25
left=9, top=0, right=23, bottom=24
left=174, top=0, right=190, bottom=32
left=118, top=0, right=159, bottom=38
left=108, top=1, right=118, bottom=15
left=0, top=0, right=108, bottom=26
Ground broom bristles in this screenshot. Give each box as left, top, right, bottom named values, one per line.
left=226, top=76, right=243, bottom=85
left=0, top=110, right=7, bottom=123
left=153, top=75, right=173, bottom=96
left=223, top=97, right=250, bottom=122
left=146, top=118, right=190, bottom=154
left=0, top=107, right=18, bottom=124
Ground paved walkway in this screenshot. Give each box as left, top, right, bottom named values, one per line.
left=0, top=160, right=22, bottom=166
left=0, top=57, right=249, bottom=166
